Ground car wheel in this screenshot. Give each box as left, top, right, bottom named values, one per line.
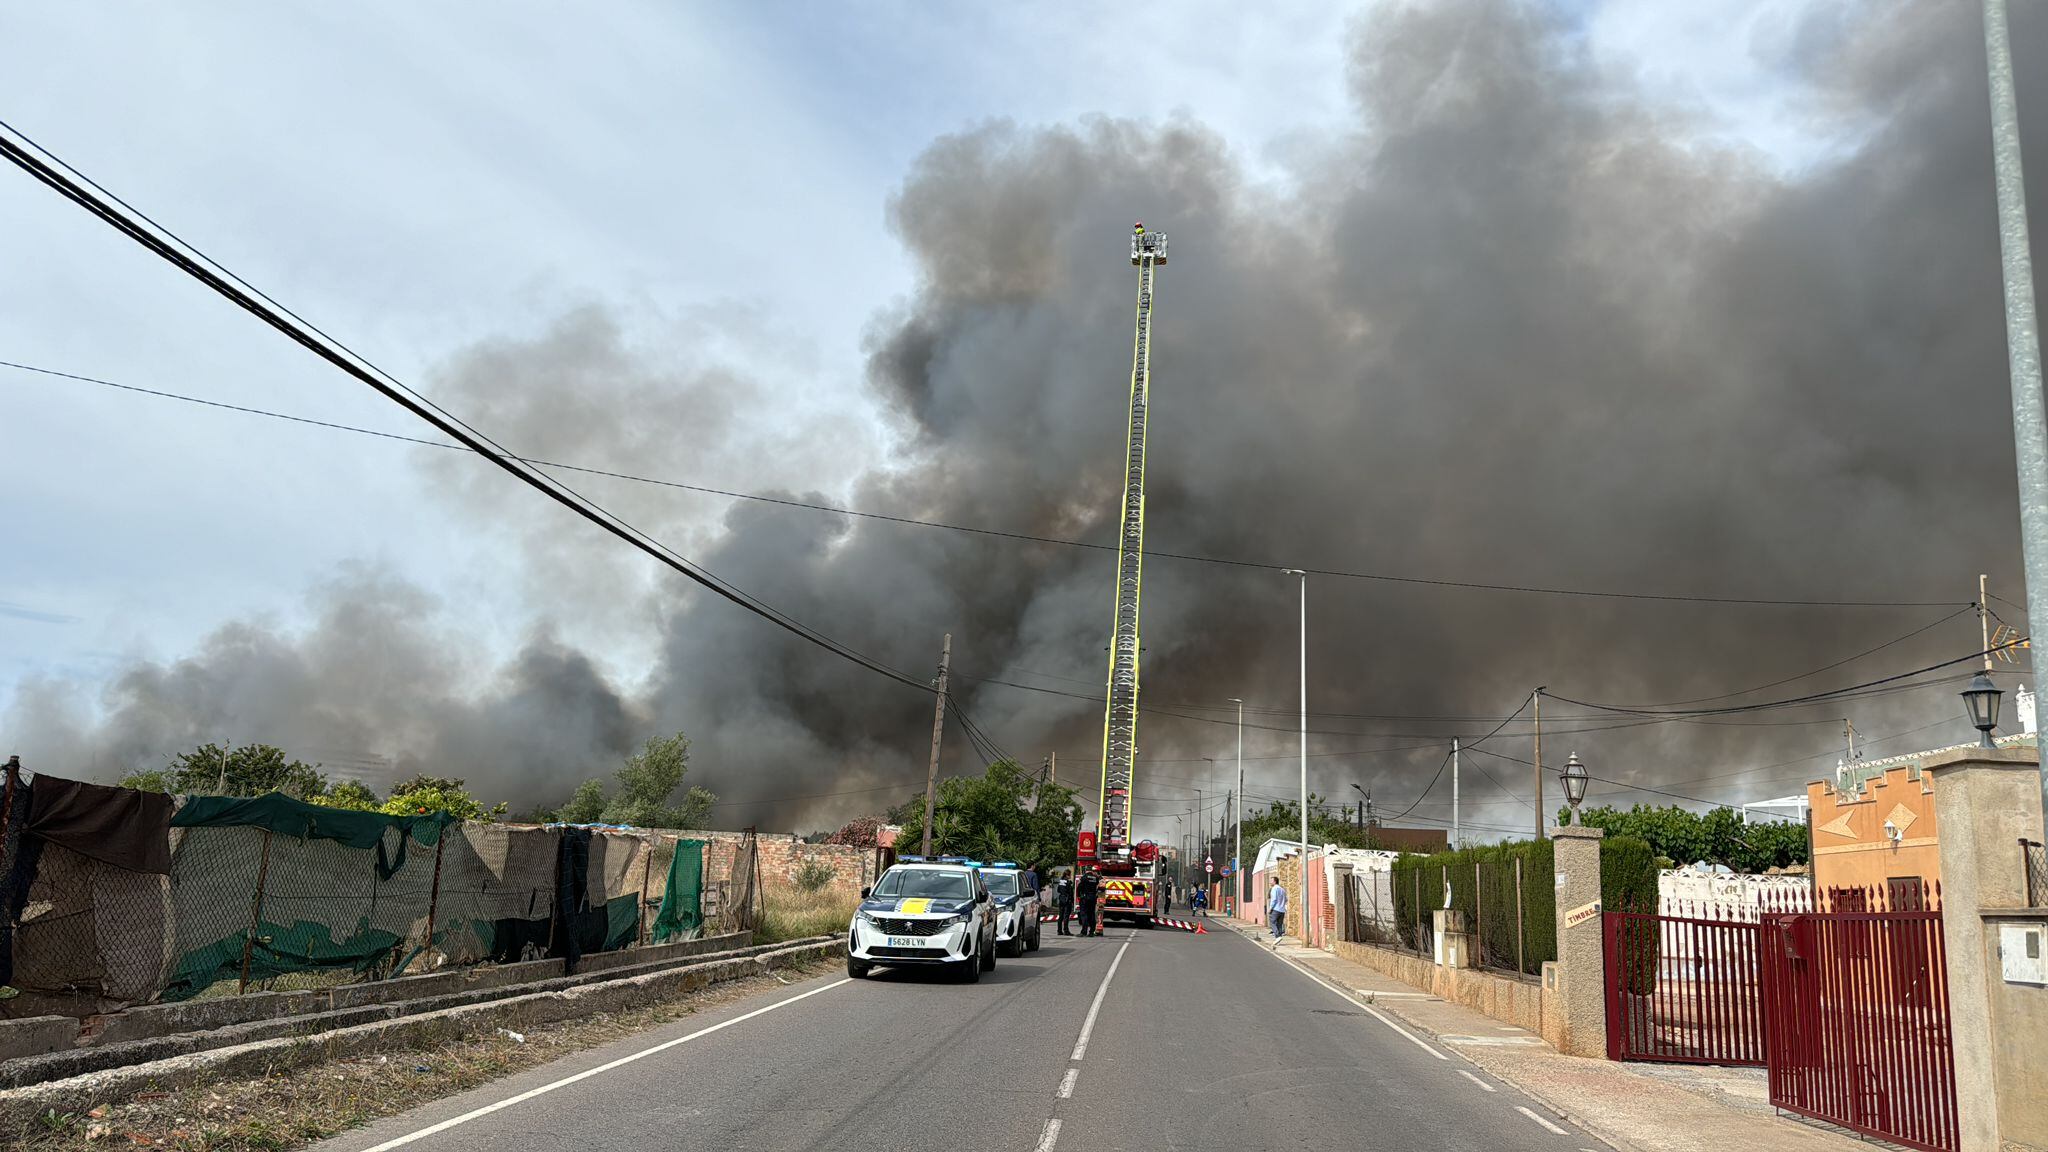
left=847, top=955, right=871, bottom=979
left=1026, top=923, right=1041, bottom=952
left=957, top=947, right=982, bottom=983
left=982, top=932, right=997, bottom=970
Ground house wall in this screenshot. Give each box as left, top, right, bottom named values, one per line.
left=1805, top=765, right=1941, bottom=893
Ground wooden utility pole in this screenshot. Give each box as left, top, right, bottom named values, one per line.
left=1532, top=689, right=1546, bottom=840
left=920, top=634, right=952, bottom=857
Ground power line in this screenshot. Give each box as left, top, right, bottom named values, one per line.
left=0, top=121, right=936, bottom=700
left=1541, top=642, right=2022, bottom=718
left=1, top=355, right=1974, bottom=611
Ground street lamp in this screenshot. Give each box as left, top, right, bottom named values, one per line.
left=1561, top=751, right=1589, bottom=825
left=1229, top=697, right=1243, bottom=915
left=1962, top=672, right=2004, bottom=749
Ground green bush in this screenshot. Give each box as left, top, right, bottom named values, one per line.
left=1600, top=834, right=1660, bottom=995
left=792, top=857, right=837, bottom=893
left=1391, top=839, right=1555, bottom=975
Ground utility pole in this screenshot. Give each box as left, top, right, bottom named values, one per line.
left=1532, top=688, right=1546, bottom=840
left=1981, top=573, right=1994, bottom=670
left=1983, top=0, right=2048, bottom=835
left=1230, top=697, right=1243, bottom=915
left=1284, top=569, right=1309, bottom=937
left=920, top=634, right=951, bottom=857
left=1452, top=738, right=1461, bottom=850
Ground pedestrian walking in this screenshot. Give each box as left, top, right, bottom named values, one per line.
left=1191, top=885, right=1207, bottom=917
left=1161, top=881, right=1173, bottom=916
left=1076, top=869, right=1101, bottom=937
left=1054, top=872, right=1075, bottom=936
left=1267, top=880, right=1288, bottom=941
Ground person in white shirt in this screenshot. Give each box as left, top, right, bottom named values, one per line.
left=1268, top=881, right=1288, bottom=940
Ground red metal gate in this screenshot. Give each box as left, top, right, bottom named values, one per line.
left=1603, top=903, right=1767, bottom=1064
left=1757, top=885, right=1958, bottom=1152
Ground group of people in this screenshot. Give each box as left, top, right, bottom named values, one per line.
left=1043, top=871, right=1214, bottom=937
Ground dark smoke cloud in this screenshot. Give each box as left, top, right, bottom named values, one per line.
left=14, top=0, right=2048, bottom=837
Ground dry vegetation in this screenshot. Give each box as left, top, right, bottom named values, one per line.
left=756, top=883, right=856, bottom=944
left=7, top=957, right=836, bottom=1152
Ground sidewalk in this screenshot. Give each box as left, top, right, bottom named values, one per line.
left=1214, top=918, right=1867, bottom=1152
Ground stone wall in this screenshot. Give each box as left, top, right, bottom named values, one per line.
left=1331, top=939, right=1547, bottom=1036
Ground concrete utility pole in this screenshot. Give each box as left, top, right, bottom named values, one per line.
left=1452, top=738, right=1461, bottom=850
left=1983, top=0, right=2048, bottom=831
left=1981, top=573, right=1994, bottom=671
left=920, top=634, right=951, bottom=857
left=1532, top=689, right=1545, bottom=840
left=1230, top=697, right=1243, bottom=913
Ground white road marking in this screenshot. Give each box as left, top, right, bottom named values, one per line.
left=1517, top=1105, right=1569, bottom=1135
left=1255, top=933, right=1449, bottom=1060
left=1034, top=1118, right=1063, bottom=1152
left=1457, top=1069, right=1496, bottom=1092
left=356, top=978, right=850, bottom=1152
left=1070, top=937, right=1133, bottom=1060
left=1057, top=1067, right=1079, bottom=1098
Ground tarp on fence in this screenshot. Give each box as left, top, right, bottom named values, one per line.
left=651, top=839, right=704, bottom=942
left=433, top=823, right=558, bottom=966
left=172, top=793, right=456, bottom=850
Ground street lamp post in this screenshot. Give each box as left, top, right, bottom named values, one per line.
left=1562, top=752, right=1589, bottom=825
left=1283, top=569, right=1308, bottom=943
left=1229, top=697, right=1243, bottom=916
left=1963, top=673, right=2004, bottom=749
left=1981, top=0, right=2048, bottom=831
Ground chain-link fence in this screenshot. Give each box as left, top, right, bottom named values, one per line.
left=2025, top=838, right=2046, bottom=908
left=0, top=768, right=715, bottom=1016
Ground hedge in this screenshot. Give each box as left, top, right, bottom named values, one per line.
left=1391, top=838, right=1555, bottom=975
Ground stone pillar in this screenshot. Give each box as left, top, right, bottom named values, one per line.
left=1551, top=824, right=1606, bottom=1058
left=1924, top=748, right=2047, bottom=1152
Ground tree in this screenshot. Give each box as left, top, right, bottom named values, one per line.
left=1567, top=802, right=1809, bottom=871
left=890, top=759, right=1084, bottom=868
left=554, top=780, right=607, bottom=824
left=549, top=732, right=717, bottom=828
left=313, top=779, right=381, bottom=811
left=117, top=768, right=174, bottom=793
left=162, top=743, right=327, bottom=800
left=1236, top=795, right=1399, bottom=854
left=381, top=774, right=506, bottom=822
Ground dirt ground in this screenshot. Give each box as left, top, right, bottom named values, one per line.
left=6, top=957, right=837, bottom=1152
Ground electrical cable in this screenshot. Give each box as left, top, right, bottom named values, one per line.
left=0, top=353, right=1975, bottom=611
left=0, top=121, right=936, bottom=699
left=1540, top=641, right=2022, bottom=718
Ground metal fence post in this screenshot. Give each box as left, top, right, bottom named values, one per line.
left=638, top=842, right=656, bottom=947
left=1515, top=856, right=1526, bottom=976
left=237, top=829, right=274, bottom=995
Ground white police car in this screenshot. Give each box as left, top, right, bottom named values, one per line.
left=977, top=862, right=1043, bottom=957
left=846, top=857, right=998, bottom=982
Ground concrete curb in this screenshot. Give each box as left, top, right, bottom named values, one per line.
left=0, top=935, right=816, bottom=1090
left=0, top=938, right=841, bottom=1127
left=1214, top=920, right=1654, bottom=1152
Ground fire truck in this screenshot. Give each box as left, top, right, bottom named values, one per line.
left=1077, top=223, right=1169, bottom=925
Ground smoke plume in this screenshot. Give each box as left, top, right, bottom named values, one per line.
left=13, top=0, right=2047, bottom=837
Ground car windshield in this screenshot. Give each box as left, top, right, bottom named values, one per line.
left=873, top=868, right=972, bottom=900
left=981, top=872, right=1020, bottom=896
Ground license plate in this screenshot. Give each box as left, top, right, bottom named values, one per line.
left=886, top=936, right=938, bottom=949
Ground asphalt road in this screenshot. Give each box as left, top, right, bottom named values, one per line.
left=312, top=922, right=1612, bottom=1152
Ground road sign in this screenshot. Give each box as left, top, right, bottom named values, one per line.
left=1205, top=860, right=1214, bottom=874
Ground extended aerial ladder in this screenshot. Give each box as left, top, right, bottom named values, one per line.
left=1080, top=222, right=1167, bottom=923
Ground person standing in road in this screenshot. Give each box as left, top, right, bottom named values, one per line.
left=1191, top=884, right=1207, bottom=918
left=1076, top=869, right=1101, bottom=937
left=1267, top=880, right=1288, bottom=941
left=1161, top=880, right=1172, bottom=917
left=1053, top=871, right=1075, bottom=935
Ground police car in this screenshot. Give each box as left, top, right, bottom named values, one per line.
left=977, top=862, right=1043, bottom=957
left=846, top=857, right=998, bottom=982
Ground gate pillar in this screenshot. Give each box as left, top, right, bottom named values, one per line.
left=1926, top=748, right=2047, bottom=1152
left=1551, top=823, right=1606, bottom=1058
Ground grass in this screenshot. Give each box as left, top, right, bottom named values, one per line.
left=6, top=957, right=837, bottom=1152
left=755, top=884, right=855, bottom=944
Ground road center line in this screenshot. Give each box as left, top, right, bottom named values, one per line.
left=1516, top=1105, right=1569, bottom=1135
left=1034, top=1118, right=1063, bottom=1152
left=357, top=978, right=850, bottom=1152
left=1070, top=937, right=1133, bottom=1061
left=1057, top=1067, right=1079, bottom=1098
left=1457, top=1069, right=1497, bottom=1092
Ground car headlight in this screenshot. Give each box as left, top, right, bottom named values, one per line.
left=855, top=910, right=878, bottom=924
left=944, top=913, right=970, bottom=927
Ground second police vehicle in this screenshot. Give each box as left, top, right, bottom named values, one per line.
left=976, top=861, right=1044, bottom=956
left=847, top=857, right=1000, bottom=981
